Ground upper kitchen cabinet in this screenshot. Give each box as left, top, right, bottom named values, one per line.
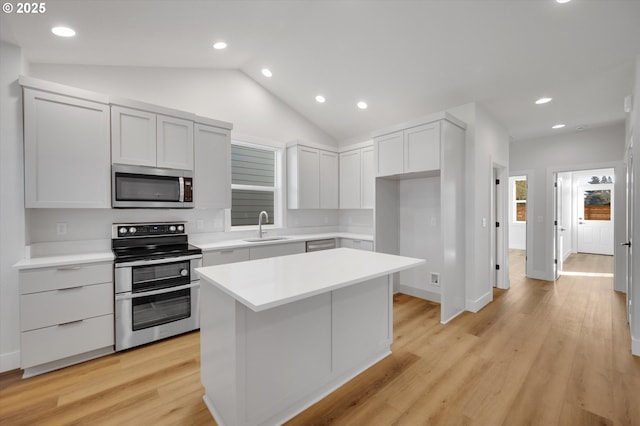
left=21, top=77, right=111, bottom=208
left=339, top=145, right=374, bottom=209
left=194, top=117, right=234, bottom=209
left=111, top=99, right=195, bottom=171
left=287, top=144, right=338, bottom=209
left=374, top=118, right=453, bottom=177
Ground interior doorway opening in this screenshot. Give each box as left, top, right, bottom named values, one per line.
left=554, top=168, right=615, bottom=279
left=508, top=175, right=528, bottom=280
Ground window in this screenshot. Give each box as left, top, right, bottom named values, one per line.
left=514, top=177, right=527, bottom=222
left=230, top=142, right=280, bottom=227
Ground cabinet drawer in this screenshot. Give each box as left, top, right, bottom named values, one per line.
left=340, top=239, right=374, bottom=251
left=20, top=262, right=112, bottom=294
left=21, top=282, right=113, bottom=332
left=203, top=248, right=250, bottom=266
left=249, top=242, right=306, bottom=260
left=21, top=314, right=114, bottom=369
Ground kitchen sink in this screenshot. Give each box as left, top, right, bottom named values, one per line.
left=243, top=237, right=290, bottom=243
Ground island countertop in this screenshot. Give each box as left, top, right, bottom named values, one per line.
left=195, top=247, right=425, bottom=312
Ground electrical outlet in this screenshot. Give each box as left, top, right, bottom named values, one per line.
left=56, top=222, right=67, bottom=235
left=430, top=272, right=440, bottom=286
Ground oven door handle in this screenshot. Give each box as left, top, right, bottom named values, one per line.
left=115, top=282, right=200, bottom=300
left=115, top=254, right=202, bottom=268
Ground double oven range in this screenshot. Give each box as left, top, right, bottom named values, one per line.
left=112, top=222, right=202, bottom=351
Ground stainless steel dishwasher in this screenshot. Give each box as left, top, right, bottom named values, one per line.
left=305, top=239, right=337, bottom=252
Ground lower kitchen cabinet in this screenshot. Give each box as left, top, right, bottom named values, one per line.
left=249, top=242, right=306, bottom=260
left=19, top=261, right=114, bottom=377
left=203, top=247, right=250, bottom=266
left=339, top=238, right=374, bottom=251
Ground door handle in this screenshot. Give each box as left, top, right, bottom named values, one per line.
left=621, top=241, right=631, bottom=247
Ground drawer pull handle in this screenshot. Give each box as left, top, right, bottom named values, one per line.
left=57, top=266, right=82, bottom=271
left=220, top=250, right=234, bottom=254
left=57, top=286, right=84, bottom=292
left=58, top=319, right=83, bottom=327
left=352, top=240, right=362, bottom=243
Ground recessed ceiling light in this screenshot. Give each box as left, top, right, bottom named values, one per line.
left=552, top=124, right=566, bottom=129
left=261, top=68, right=273, bottom=78
left=315, top=95, right=326, bottom=103
left=213, top=41, right=227, bottom=50
left=357, top=101, right=368, bottom=110
left=51, top=26, right=76, bottom=37
left=556, top=0, right=571, bottom=3
left=535, top=97, right=552, bottom=105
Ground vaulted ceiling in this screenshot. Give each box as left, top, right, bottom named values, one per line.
left=2, top=0, right=639, bottom=143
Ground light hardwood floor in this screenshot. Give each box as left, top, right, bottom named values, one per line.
left=1, top=253, right=638, bottom=425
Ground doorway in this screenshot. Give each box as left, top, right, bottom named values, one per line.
left=508, top=175, right=527, bottom=279
left=554, top=168, right=615, bottom=278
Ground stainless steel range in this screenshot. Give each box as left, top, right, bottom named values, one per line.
left=112, top=222, right=202, bottom=351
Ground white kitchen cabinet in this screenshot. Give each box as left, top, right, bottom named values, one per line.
left=203, top=247, right=250, bottom=267
left=361, top=146, right=375, bottom=208
left=249, top=242, right=306, bottom=260
left=287, top=145, right=338, bottom=209
left=339, top=145, right=375, bottom=209
left=339, top=238, right=374, bottom=251
left=22, top=86, right=111, bottom=208
left=19, top=261, right=114, bottom=377
left=374, top=121, right=440, bottom=177
left=375, top=132, right=404, bottom=177
left=320, top=151, right=339, bottom=209
left=339, top=150, right=361, bottom=209
left=194, top=121, right=233, bottom=209
left=111, top=104, right=194, bottom=171
left=156, top=114, right=194, bottom=170
left=111, top=106, right=157, bottom=167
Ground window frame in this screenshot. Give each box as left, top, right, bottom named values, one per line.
left=226, top=139, right=284, bottom=231
left=513, top=177, right=527, bottom=224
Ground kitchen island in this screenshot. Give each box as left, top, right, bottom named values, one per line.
left=196, top=248, right=424, bottom=426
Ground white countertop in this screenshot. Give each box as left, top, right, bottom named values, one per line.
left=13, top=232, right=372, bottom=270
left=14, top=252, right=114, bottom=270
left=192, top=232, right=372, bottom=251
left=196, top=248, right=424, bottom=312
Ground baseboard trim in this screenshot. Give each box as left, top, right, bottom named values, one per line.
left=466, top=291, right=493, bottom=313
left=396, top=285, right=441, bottom=303
left=0, top=350, right=20, bottom=373
left=632, top=336, right=640, bottom=357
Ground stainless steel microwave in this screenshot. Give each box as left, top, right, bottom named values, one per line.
left=112, top=164, right=194, bottom=208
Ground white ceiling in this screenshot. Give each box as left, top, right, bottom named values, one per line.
left=2, top=0, right=639, bottom=143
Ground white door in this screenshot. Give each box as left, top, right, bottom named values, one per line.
left=577, top=183, right=614, bottom=255
left=156, top=114, right=194, bottom=170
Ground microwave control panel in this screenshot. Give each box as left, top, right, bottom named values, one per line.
left=184, top=178, right=193, bottom=202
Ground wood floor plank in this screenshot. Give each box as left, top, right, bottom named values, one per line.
left=1, top=252, right=638, bottom=426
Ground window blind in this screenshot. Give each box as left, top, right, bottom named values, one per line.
left=231, top=145, right=275, bottom=187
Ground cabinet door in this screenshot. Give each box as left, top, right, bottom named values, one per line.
left=23, top=89, right=111, bottom=208
left=404, top=122, right=440, bottom=173
left=339, top=150, right=361, bottom=209
left=375, top=131, right=404, bottom=177
left=157, top=114, right=194, bottom=170
left=195, top=124, right=230, bottom=209
left=298, top=147, right=320, bottom=209
left=361, top=146, right=375, bottom=209
left=319, top=150, right=339, bottom=209
left=249, top=242, right=306, bottom=260
left=203, top=248, right=250, bottom=266
left=111, top=106, right=157, bottom=167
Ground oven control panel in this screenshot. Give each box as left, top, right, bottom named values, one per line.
left=112, top=222, right=185, bottom=238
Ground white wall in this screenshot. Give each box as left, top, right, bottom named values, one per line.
left=0, top=42, right=26, bottom=371
left=510, top=123, right=626, bottom=281
left=448, top=103, right=510, bottom=310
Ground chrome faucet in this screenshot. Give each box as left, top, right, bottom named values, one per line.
left=258, top=211, right=269, bottom=239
